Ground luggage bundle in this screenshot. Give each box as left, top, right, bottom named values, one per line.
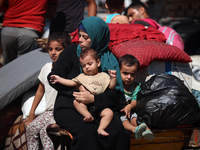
left=135, top=74, right=200, bottom=128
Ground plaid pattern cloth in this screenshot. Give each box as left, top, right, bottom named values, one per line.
left=4, top=115, right=27, bottom=150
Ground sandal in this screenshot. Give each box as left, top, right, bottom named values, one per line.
left=135, top=123, right=147, bottom=140
left=142, top=130, right=154, bottom=141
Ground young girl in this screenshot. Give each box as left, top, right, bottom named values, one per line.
left=103, top=0, right=129, bottom=24
left=119, top=54, right=154, bottom=140
left=25, top=32, right=71, bottom=149
left=50, top=49, right=117, bottom=136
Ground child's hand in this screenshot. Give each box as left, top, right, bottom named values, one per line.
left=24, top=113, right=35, bottom=127
left=120, top=104, right=132, bottom=119
left=109, top=69, right=116, bottom=78
left=50, top=75, right=60, bottom=84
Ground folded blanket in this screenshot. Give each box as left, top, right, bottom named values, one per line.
left=4, top=115, right=27, bottom=150
left=70, top=23, right=167, bottom=48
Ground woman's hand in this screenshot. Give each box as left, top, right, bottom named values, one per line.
left=73, top=90, right=94, bottom=104
left=24, top=113, right=35, bottom=126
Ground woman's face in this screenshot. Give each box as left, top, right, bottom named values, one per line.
left=79, top=29, right=92, bottom=51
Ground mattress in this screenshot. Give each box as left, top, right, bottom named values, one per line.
left=0, top=48, right=51, bottom=111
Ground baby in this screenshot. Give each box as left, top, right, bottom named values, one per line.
left=50, top=49, right=116, bottom=136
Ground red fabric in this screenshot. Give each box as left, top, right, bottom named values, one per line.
left=132, top=18, right=160, bottom=29
left=70, top=24, right=189, bottom=69
left=3, top=0, right=48, bottom=33
left=132, top=19, right=185, bottom=51
left=110, top=39, right=192, bottom=69
left=70, top=29, right=79, bottom=44
left=108, top=23, right=166, bottom=49
left=70, top=23, right=167, bottom=47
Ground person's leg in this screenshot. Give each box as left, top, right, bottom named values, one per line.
left=120, top=113, right=138, bottom=133
left=17, top=28, right=39, bottom=57
left=101, top=112, right=130, bottom=150
left=131, top=116, right=147, bottom=140
left=55, top=108, right=130, bottom=150
left=1, top=27, right=18, bottom=65
left=142, top=125, right=154, bottom=140
left=73, top=100, right=94, bottom=122
left=39, top=111, right=56, bottom=149
left=26, top=111, right=55, bottom=149
left=97, top=108, right=113, bottom=136
left=26, top=115, right=43, bottom=149
left=122, top=119, right=136, bottom=132
left=131, top=113, right=154, bottom=140
left=55, top=108, right=101, bottom=150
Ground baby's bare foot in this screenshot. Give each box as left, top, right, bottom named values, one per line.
left=97, top=129, right=109, bottom=136
left=83, top=114, right=94, bottom=122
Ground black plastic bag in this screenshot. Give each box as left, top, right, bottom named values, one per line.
left=135, top=73, right=200, bottom=128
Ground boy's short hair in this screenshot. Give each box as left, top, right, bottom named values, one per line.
left=48, top=31, right=71, bottom=49
left=125, top=1, right=149, bottom=15
left=119, top=54, right=140, bottom=71
left=79, top=49, right=100, bottom=61
left=106, top=0, right=124, bottom=10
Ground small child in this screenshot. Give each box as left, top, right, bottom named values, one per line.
left=103, top=0, right=129, bottom=24
left=50, top=49, right=117, bottom=136
left=119, top=54, right=154, bottom=140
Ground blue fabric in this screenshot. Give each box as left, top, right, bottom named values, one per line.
left=76, top=16, right=124, bottom=92
left=105, top=13, right=120, bottom=23
left=192, top=89, right=200, bottom=108
left=78, top=24, right=87, bottom=33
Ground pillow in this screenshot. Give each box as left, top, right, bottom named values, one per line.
left=21, top=90, right=46, bottom=119
left=110, top=39, right=192, bottom=69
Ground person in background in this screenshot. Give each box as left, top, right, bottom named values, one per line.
left=125, top=1, right=150, bottom=24
left=119, top=54, right=154, bottom=141
left=50, top=0, right=97, bottom=34
left=103, top=0, right=129, bottom=24
left=25, top=32, right=71, bottom=149
left=125, top=1, right=184, bottom=50
left=0, top=0, right=51, bottom=65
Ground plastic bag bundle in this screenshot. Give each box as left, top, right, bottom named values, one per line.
left=135, top=73, right=200, bottom=128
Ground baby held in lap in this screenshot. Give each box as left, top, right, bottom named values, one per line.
left=50, top=49, right=117, bottom=136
